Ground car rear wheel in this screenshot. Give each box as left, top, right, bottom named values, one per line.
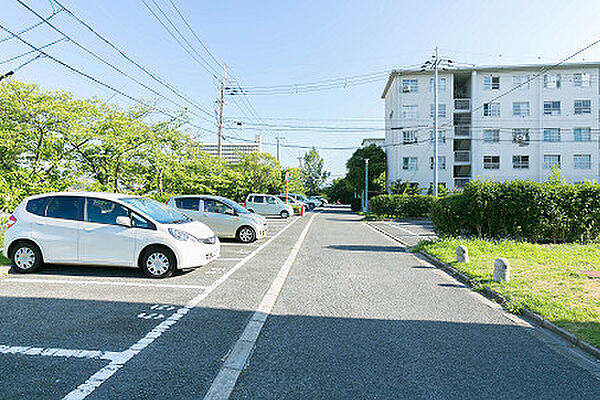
left=236, top=226, right=256, bottom=243
left=10, top=241, right=43, bottom=273
left=141, top=246, right=176, bottom=278
left=280, top=210, right=290, bottom=219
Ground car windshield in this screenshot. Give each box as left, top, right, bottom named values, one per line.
left=219, top=197, right=250, bottom=214
left=121, top=197, right=191, bottom=224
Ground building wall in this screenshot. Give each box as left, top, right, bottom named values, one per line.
left=384, top=64, right=600, bottom=190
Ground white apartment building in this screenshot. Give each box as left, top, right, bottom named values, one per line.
left=200, top=134, right=262, bottom=163
left=382, top=62, right=600, bottom=190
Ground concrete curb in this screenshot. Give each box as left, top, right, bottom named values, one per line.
left=366, top=221, right=600, bottom=362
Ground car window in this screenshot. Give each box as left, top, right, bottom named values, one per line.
left=203, top=199, right=230, bottom=214
left=253, top=196, right=264, bottom=203
left=175, top=198, right=199, bottom=211
left=121, top=197, right=190, bottom=224
left=266, top=196, right=276, bottom=204
left=26, top=197, right=51, bottom=216
left=46, top=196, right=84, bottom=221
left=86, top=198, right=129, bottom=225
left=132, top=212, right=155, bottom=230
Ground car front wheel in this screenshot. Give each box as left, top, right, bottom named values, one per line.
left=237, top=226, right=256, bottom=243
left=141, top=246, right=176, bottom=278
left=10, top=241, right=43, bottom=273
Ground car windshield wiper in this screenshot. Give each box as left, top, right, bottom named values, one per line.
left=170, top=218, right=190, bottom=224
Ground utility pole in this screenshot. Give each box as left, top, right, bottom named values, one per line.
left=217, top=64, right=227, bottom=158
left=421, top=48, right=452, bottom=197
left=297, top=156, right=303, bottom=169
left=364, top=158, right=369, bottom=213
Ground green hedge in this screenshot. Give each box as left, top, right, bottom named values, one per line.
left=431, top=180, right=600, bottom=242
left=370, top=194, right=436, bottom=218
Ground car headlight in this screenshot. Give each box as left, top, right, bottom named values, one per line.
left=168, top=228, right=199, bottom=242
left=201, top=235, right=217, bottom=245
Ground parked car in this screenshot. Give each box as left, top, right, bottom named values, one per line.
left=167, top=195, right=267, bottom=243
left=284, top=193, right=319, bottom=210
left=277, top=195, right=305, bottom=216
left=315, top=196, right=328, bottom=205
left=245, top=194, right=294, bottom=218
left=308, top=196, right=324, bottom=207
left=3, top=192, right=220, bottom=278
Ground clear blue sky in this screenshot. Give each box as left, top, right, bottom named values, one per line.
left=3, top=0, right=600, bottom=179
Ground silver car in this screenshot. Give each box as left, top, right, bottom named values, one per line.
left=167, top=195, right=267, bottom=243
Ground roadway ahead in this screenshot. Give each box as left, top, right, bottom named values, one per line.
left=0, top=206, right=599, bottom=399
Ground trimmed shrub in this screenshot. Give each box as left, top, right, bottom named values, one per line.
left=370, top=194, right=436, bottom=218
left=350, top=197, right=362, bottom=212
left=430, top=180, right=600, bottom=243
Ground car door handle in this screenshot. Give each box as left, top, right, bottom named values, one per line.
left=83, top=226, right=94, bottom=232
left=36, top=221, right=46, bottom=225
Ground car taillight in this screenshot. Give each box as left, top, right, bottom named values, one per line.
left=7, top=215, right=16, bottom=229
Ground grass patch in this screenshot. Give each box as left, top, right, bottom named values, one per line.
left=413, top=238, right=600, bottom=349
left=0, top=230, right=9, bottom=265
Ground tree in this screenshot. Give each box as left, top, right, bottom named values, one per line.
left=345, top=144, right=386, bottom=194
left=301, top=147, right=330, bottom=194
left=282, top=167, right=305, bottom=194
left=324, top=177, right=353, bottom=204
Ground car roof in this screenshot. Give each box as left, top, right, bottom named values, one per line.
left=171, top=194, right=225, bottom=201
left=26, top=191, right=135, bottom=201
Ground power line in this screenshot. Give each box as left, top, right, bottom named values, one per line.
left=52, top=0, right=214, bottom=119
left=0, top=37, right=66, bottom=65
left=0, top=8, right=62, bottom=44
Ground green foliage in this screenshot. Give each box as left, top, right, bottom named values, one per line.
left=346, top=144, right=386, bottom=193
left=301, top=148, right=330, bottom=194
left=389, top=179, right=423, bottom=195
left=282, top=167, right=305, bottom=194
left=350, top=197, right=362, bottom=212
left=430, top=179, right=600, bottom=242
left=324, top=177, right=353, bottom=204
left=370, top=194, right=436, bottom=218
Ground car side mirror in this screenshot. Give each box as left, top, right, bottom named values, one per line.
left=116, top=216, right=132, bottom=227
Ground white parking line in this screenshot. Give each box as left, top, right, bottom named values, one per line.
left=203, top=212, right=318, bottom=400
left=61, top=215, right=301, bottom=400
left=2, top=278, right=208, bottom=290
left=0, top=344, right=115, bottom=361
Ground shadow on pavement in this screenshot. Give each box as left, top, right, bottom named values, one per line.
left=325, top=244, right=408, bottom=253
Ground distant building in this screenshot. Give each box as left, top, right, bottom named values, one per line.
left=200, top=134, right=262, bottom=163
left=361, top=138, right=385, bottom=149
left=381, top=62, right=600, bottom=190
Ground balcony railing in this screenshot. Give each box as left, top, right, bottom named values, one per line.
left=454, top=125, right=471, bottom=137
left=454, top=151, right=471, bottom=163
left=454, top=178, right=470, bottom=189
left=454, top=98, right=471, bottom=112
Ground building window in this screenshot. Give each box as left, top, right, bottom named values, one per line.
left=543, top=73, right=561, bottom=88
left=512, top=128, right=530, bottom=146
left=513, top=75, right=530, bottom=89
left=483, top=102, right=500, bottom=117
left=483, top=129, right=500, bottom=143
left=430, top=104, right=447, bottom=118
left=402, top=130, right=418, bottom=145
left=573, top=73, right=591, bottom=88
left=543, top=128, right=561, bottom=142
left=402, top=157, right=418, bottom=170
left=544, top=154, right=560, bottom=169
left=483, top=76, right=500, bottom=90
left=512, top=102, right=530, bottom=117
left=429, top=77, right=447, bottom=92
left=543, top=101, right=561, bottom=115
left=402, top=79, right=418, bottom=93
left=574, top=99, right=591, bottom=114
left=574, top=154, right=591, bottom=169
left=512, top=155, right=529, bottom=169
left=483, top=155, right=500, bottom=169
left=574, top=127, right=591, bottom=142
left=429, top=156, right=446, bottom=170
left=402, top=105, right=417, bottom=119
left=429, top=129, right=446, bottom=143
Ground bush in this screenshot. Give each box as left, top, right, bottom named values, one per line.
left=430, top=179, right=600, bottom=243
left=350, top=197, right=362, bottom=212
left=370, top=194, right=436, bottom=218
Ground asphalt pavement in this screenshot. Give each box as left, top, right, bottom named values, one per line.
left=0, top=206, right=599, bottom=399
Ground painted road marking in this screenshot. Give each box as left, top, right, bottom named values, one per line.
left=1, top=278, right=208, bottom=290
left=203, top=212, right=318, bottom=400
left=0, top=345, right=115, bottom=361
left=61, top=215, right=301, bottom=400
left=137, top=313, right=165, bottom=320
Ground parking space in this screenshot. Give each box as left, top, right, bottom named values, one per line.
left=368, top=219, right=437, bottom=247
left=0, top=214, right=302, bottom=399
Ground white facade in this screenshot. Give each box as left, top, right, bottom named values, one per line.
left=200, top=134, right=262, bottom=163
left=361, top=138, right=385, bottom=149
left=382, top=63, right=600, bottom=190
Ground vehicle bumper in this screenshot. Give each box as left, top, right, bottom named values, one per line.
left=175, top=239, right=221, bottom=269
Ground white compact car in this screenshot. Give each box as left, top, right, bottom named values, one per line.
left=244, top=194, right=294, bottom=218
left=167, top=195, right=267, bottom=243
left=3, top=192, right=220, bottom=278
left=284, top=193, right=319, bottom=210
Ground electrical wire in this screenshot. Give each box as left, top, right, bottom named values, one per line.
left=0, top=8, right=62, bottom=44
left=0, top=37, right=66, bottom=65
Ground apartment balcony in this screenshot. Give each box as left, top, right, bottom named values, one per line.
left=454, top=125, right=471, bottom=138
left=454, top=151, right=471, bottom=164
left=453, top=165, right=471, bottom=178
left=454, top=178, right=470, bottom=189
left=453, top=98, right=471, bottom=112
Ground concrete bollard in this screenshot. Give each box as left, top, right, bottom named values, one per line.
left=493, top=258, right=510, bottom=282
left=456, top=245, right=469, bottom=263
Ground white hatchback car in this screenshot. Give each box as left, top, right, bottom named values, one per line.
left=167, top=195, right=267, bottom=243
left=3, top=192, right=220, bottom=278
left=244, top=194, right=294, bottom=218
